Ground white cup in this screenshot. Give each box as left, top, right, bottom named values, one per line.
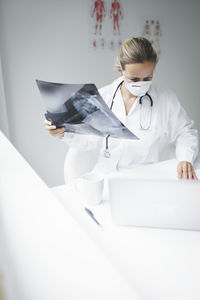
left=75, top=172, right=104, bottom=205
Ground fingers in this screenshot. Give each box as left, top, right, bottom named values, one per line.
left=177, top=161, right=198, bottom=180
left=182, top=163, right=188, bottom=179
left=177, top=166, right=182, bottom=179
left=49, top=128, right=65, bottom=136
left=45, top=124, right=56, bottom=130
left=188, top=166, right=193, bottom=180
left=44, top=119, right=65, bottom=136
left=192, top=170, right=198, bottom=180
left=44, top=119, right=52, bottom=126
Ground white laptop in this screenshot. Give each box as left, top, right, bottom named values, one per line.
left=108, top=177, right=200, bottom=230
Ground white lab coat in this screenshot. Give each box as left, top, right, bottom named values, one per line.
left=61, top=76, right=199, bottom=173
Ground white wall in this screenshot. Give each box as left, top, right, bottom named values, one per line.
left=0, top=0, right=199, bottom=187
left=0, top=56, right=10, bottom=138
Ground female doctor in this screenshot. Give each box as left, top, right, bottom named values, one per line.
left=44, top=37, right=199, bottom=179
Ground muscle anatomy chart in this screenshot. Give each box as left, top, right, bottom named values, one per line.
left=89, top=0, right=127, bottom=51
left=91, top=0, right=106, bottom=35
left=110, top=0, right=123, bottom=35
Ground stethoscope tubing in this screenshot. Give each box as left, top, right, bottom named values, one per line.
left=104, top=81, right=153, bottom=158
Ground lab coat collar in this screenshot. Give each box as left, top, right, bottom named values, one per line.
left=110, top=77, right=157, bottom=121
left=109, top=76, right=124, bottom=97
left=108, top=76, right=126, bottom=124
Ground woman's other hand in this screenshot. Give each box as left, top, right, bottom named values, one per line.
left=177, top=161, right=198, bottom=180
left=44, top=119, right=65, bottom=138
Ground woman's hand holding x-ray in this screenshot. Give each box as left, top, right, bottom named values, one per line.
left=44, top=119, right=65, bottom=138
left=177, top=161, right=198, bottom=180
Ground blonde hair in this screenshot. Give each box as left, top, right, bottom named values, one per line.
left=115, top=36, right=158, bottom=71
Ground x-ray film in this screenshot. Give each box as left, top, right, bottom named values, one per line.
left=36, top=79, right=138, bottom=140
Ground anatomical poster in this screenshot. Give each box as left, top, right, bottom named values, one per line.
left=141, top=16, right=163, bottom=58
left=88, top=0, right=127, bottom=51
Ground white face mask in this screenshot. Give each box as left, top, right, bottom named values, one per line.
left=124, top=80, right=152, bottom=97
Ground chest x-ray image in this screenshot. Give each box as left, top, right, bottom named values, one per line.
left=36, top=79, right=138, bottom=140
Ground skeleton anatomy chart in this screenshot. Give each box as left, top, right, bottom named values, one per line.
left=89, top=0, right=127, bottom=51
left=141, top=17, right=163, bottom=57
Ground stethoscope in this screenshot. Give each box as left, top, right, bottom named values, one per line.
left=104, top=81, right=153, bottom=158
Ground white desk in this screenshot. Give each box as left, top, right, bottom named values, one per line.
left=2, top=129, right=200, bottom=300
left=52, top=159, right=200, bottom=300
left=0, top=131, right=139, bottom=300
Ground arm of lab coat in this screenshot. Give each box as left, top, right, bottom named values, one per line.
left=167, top=92, right=199, bottom=164
left=59, top=132, right=104, bottom=151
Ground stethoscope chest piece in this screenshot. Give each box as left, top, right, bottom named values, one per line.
left=104, top=149, right=111, bottom=158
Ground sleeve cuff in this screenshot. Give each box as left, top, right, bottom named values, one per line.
left=176, top=148, right=198, bottom=164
